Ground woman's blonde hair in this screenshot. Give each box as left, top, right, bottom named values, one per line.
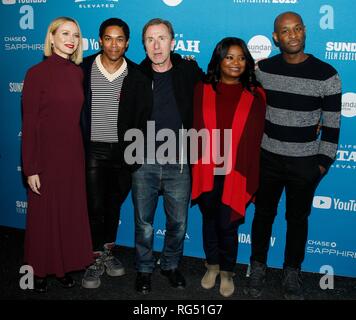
left=44, top=17, right=83, bottom=65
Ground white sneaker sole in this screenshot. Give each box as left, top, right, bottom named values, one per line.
left=81, top=278, right=101, bottom=289
left=106, top=268, right=125, bottom=277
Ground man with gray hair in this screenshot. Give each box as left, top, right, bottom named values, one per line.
left=132, top=18, right=203, bottom=294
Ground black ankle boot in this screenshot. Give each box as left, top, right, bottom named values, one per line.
left=56, top=274, right=75, bottom=288
left=34, top=276, right=48, bottom=293
left=135, top=272, right=151, bottom=294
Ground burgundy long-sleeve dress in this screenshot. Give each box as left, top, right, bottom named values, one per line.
left=22, top=53, right=93, bottom=277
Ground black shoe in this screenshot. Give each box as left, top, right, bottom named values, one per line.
left=282, top=266, right=304, bottom=300
left=161, top=268, right=186, bottom=289
left=56, top=274, right=75, bottom=289
left=135, top=272, right=151, bottom=294
left=243, top=261, right=266, bottom=298
left=34, top=276, right=48, bottom=293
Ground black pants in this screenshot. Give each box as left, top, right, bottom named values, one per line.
left=251, top=149, right=322, bottom=269
left=86, top=142, right=131, bottom=249
left=198, top=176, right=244, bottom=272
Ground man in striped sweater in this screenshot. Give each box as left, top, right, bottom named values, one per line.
left=80, top=18, right=151, bottom=289
left=245, top=12, right=341, bottom=300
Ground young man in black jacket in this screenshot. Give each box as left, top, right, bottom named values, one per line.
left=132, top=18, right=203, bottom=294
left=80, top=18, right=150, bottom=289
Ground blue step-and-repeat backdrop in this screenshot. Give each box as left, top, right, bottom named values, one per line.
left=0, top=0, right=355, bottom=278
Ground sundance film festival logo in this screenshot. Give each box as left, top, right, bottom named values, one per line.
left=325, top=41, right=356, bottom=61
left=16, top=200, right=27, bottom=214
left=238, top=232, right=276, bottom=247
left=341, top=92, right=356, bottom=118
left=162, top=0, right=183, bottom=6
left=247, top=35, right=273, bottom=62
left=332, top=143, right=356, bottom=171
left=74, top=0, right=118, bottom=9
left=9, top=81, right=23, bottom=93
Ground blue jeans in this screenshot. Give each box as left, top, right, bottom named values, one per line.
left=132, top=163, right=191, bottom=273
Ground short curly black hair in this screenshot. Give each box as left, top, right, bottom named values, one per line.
left=99, top=18, right=130, bottom=40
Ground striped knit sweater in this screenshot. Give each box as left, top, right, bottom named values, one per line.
left=256, top=54, right=341, bottom=170
left=90, top=55, right=128, bottom=143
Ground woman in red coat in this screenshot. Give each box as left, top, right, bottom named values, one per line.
left=22, top=17, right=93, bottom=292
left=192, top=37, right=266, bottom=297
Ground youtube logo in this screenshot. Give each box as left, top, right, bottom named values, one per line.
left=82, top=38, right=89, bottom=51
left=313, top=196, right=332, bottom=209
left=2, top=0, right=16, bottom=4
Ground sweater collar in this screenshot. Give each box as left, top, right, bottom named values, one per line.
left=48, top=52, right=72, bottom=65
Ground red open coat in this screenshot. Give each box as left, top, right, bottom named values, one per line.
left=192, top=82, right=266, bottom=220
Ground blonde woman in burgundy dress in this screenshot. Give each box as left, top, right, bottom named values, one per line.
left=22, top=17, right=93, bottom=292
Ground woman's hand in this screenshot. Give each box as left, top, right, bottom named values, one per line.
left=27, top=174, right=41, bottom=195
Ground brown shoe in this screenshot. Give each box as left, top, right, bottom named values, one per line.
left=219, top=271, right=235, bottom=297
left=201, top=263, right=219, bottom=289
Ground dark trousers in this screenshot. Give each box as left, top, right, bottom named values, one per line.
left=198, top=176, right=243, bottom=272
left=251, top=149, right=322, bottom=269
left=86, top=142, right=131, bottom=249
